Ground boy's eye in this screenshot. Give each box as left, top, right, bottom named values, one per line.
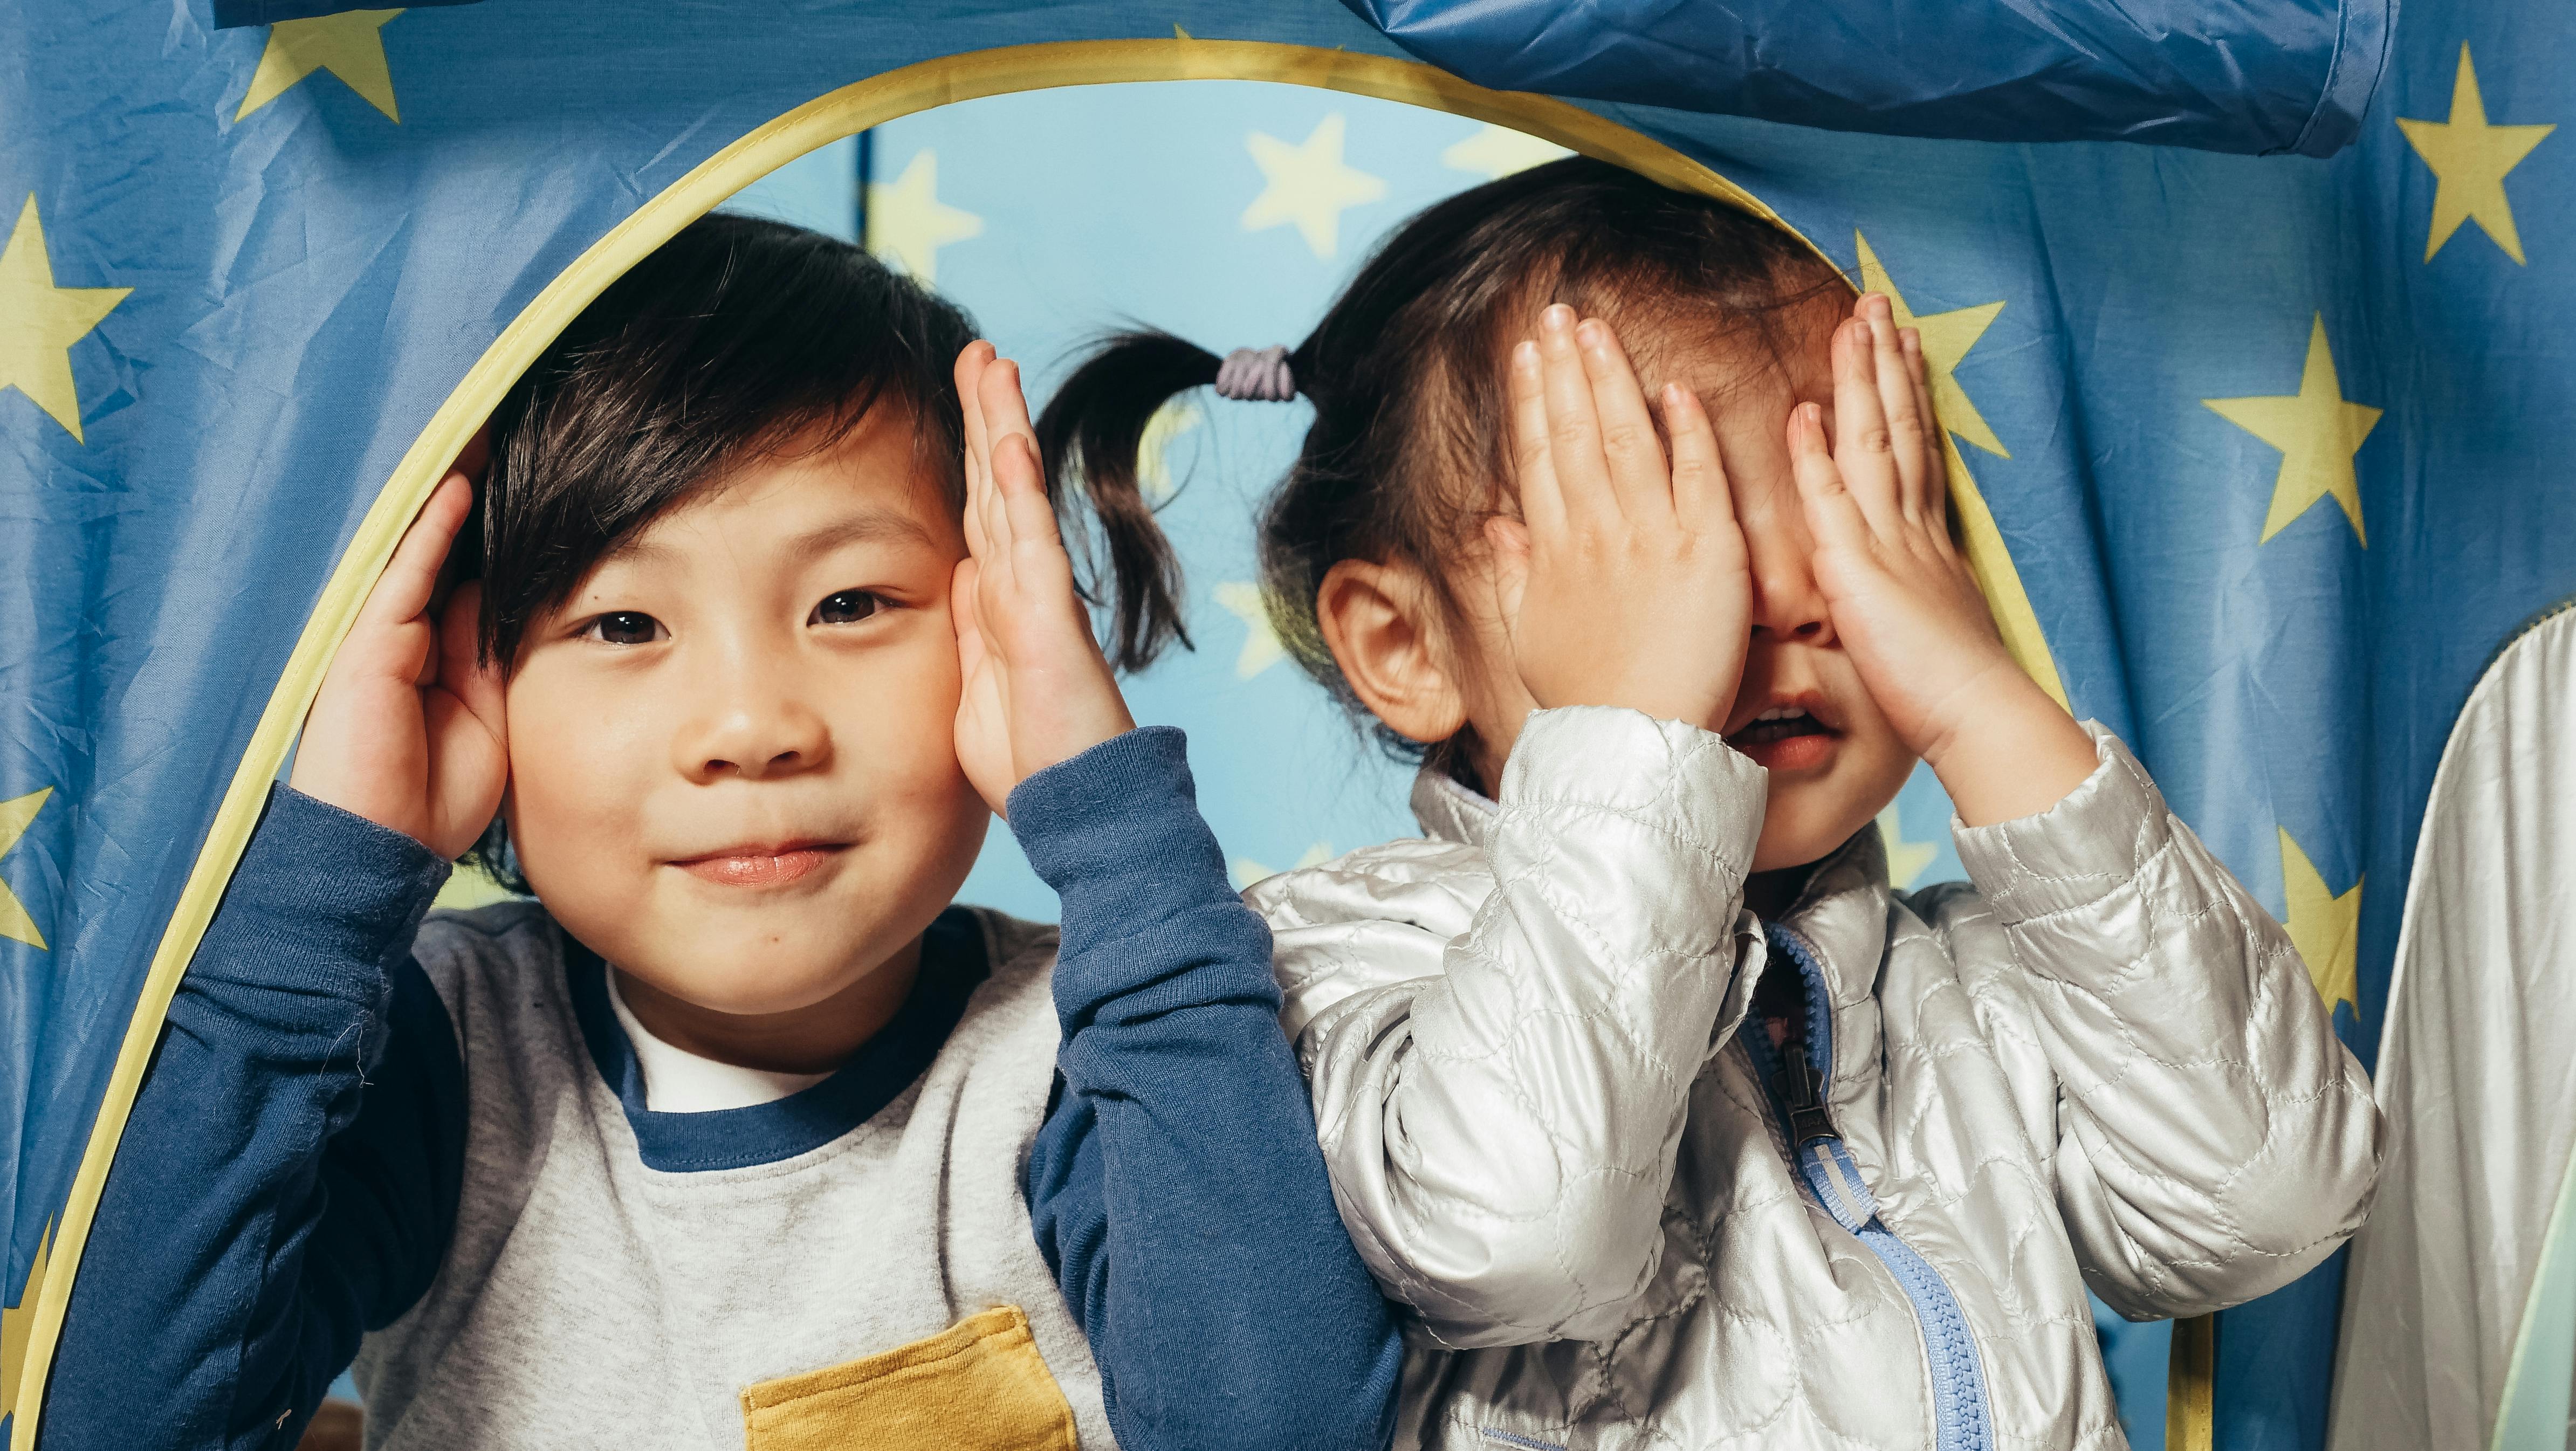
left=586, top=611, right=667, bottom=646
left=810, top=590, right=882, bottom=626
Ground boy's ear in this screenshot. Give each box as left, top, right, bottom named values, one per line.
left=1316, top=559, right=1467, bottom=748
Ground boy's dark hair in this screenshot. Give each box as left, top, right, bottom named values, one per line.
left=1037, top=157, right=1845, bottom=766
left=459, top=211, right=1183, bottom=886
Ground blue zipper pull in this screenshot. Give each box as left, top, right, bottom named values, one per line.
left=1771, top=1031, right=1836, bottom=1150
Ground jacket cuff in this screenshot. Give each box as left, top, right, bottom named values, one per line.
left=205, top=782, right=454, bottom=995
left=1500, top=707, right=1768, bottom=873
left=1949, top=722, right=2171, bottom=925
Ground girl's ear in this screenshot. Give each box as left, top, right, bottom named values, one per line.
left=1315, top=558, right=1468, bottom=748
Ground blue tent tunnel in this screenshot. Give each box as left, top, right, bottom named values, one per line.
left=6, top=4, right=2574, bottom=1449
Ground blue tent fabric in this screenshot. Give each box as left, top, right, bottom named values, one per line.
left=1343, top=0, right=2393, bottom=156
left=4, top=2, right=2566, bottom=1448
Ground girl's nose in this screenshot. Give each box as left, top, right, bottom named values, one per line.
left=1746, top=516, right=1835, bottom=647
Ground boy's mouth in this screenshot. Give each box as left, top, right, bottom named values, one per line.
left=670, top=841, right=849, bottom=888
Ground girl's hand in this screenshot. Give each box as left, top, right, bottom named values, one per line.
left=950, top=342, right=1136, bottom=816
left=290, top=458, right=507, bottom=858
left=1790, top=293, right=2094, bottom=825
left=1488, top=305, right=1751, bottom=731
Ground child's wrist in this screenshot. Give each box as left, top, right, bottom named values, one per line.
left=1922, top=678, right=2097, bottom=828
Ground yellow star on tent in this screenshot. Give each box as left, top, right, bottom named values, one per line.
left=2278, top=827, right=2361, bottom=1017
left=1137, top=400, right=1202, bottom=501
left=237, top=9, right=404, bottom=123
left=0, top=198, right=131, bottom=445
left=2204, top=316, right=2380, bottom=545
left=0, top=788, right=51, bottom=950
left=867, top=150, right=983, bottom=286
left=1242, top=114, right=1387, bottom=260
left=1440, top=124, right=1572, bottom=181
left=1213, top=581, right=1286, bottom=679
left=1876, top=802, right=1940, bottom=890
left=2, top=1220, right=54, bottom=1425
left=1232, top=841, right=1334, bottom=891
left=2395, top=45, right=2553, bottom=264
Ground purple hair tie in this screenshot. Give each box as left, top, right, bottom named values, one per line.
left=1214, top=345, right=1296, bottom=402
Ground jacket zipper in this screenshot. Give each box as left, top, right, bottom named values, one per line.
left=1742, top=924, right=1996, bottom=1451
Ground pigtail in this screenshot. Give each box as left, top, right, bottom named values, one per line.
left=1034, top=331, right=1214, bottom=672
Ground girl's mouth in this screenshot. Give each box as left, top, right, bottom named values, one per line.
left=1728, top=707, right=1840, bottom=772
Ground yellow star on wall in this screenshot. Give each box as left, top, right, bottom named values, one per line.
left=0, top=199, right=131, bottom=445
left=1242, top=114, right=1387, bottom=260
left=1440, top=124, right=1572, bottom=181
left=1213, top=582, right=1286, bottom=679
left=867, top=150, right=983, bottom=286
left=2278, top=827, right=2360, bottom=1017
left=237, top=9, right=404, bottom=122
left=1137, top=400, right=1202, bottom=502
left=1, top=1220, right=54, bottom=1426
left=1852, top=233, right=2067, bottom=710
left=0, top=788, right=52, bottom=951
left=1876, top=802, right=1940, bottom=890
left=2204, top=316, right=2380, bottom=545
left=2395, top=45, right=2553, bottom=264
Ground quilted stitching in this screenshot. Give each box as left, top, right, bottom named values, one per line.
left=1258, top=713, right=2379, bottom=1449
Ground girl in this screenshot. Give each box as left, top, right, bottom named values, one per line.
left=1040, top=159, right=2380, bottom=1450
left=43, top=215, right=1399, bottom=1451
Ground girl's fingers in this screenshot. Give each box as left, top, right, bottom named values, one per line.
left=366, top=472, right=473, bottom=635
left=1829, top=311, right=1904, bottom=537
left=1575, top=318, right=1671, bottom=522
left=1902, top=328, right=1954, bottom=542
left=978, top=357, right=1044, bottom=569
left=1506, top=339, right=1567, bottom=538
left=951, top=560, right=988, bottom=676
left=1866, top=300, right=1931, bottom=520
left=1789, top=402, right=1873, bottom=555
left=990, top=432, right=1066, bottom=557
left=1661, top=383, right=1734, bottom=531
left=1536, top=305, right=1617, bottom=525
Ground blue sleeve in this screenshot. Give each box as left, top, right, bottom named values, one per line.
left=40, top=783, right=467, bottom=1451
left=1013, top=727, right=1402, bottom=1451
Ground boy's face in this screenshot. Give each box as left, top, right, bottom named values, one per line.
left=501, top=406, right=988, bottom=1021
left=1454, top=302, right=1918, bottom=873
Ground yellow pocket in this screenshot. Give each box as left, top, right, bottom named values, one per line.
left=739, top=1305, right=1080, bottom=1451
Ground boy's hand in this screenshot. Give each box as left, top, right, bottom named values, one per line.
left=1790, top=293, right=2094, bottom=825
left=951, top=342, right=1136, bottom=817
left=290, top=457, right=507, bottom=858
left=1488, top=305, right=1750, bottom=732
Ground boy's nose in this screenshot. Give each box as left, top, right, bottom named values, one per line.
left=677, top=691, right=833, bottom=781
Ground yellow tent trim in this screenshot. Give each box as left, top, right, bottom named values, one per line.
left=9, top=36, right=2066, bottom=1443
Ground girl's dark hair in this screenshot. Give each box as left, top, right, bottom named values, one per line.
left=1036, top=156, right=1846, bottom=765
left=458, top=210, right=1182, bottom=885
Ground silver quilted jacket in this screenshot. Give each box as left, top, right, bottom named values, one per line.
left=1245, top=707, right=2380, bottom=1451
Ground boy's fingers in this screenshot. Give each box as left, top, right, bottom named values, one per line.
left=1506, top=340, right=1567, bottom=539
left=1661, top=383, right=1733, bottom=531
left=954, top=343, right=995, bottom=558
left=1867, top=302, right=1931, bottom=521
left=366, top=473, right=473, bottom=633
left=1482, top=515, right=1533, bottom=637
left=1537, top=306, right=1617, bottom=526
left=1789, top=402, right=1872, bottom=554
left=1574, top=318, right=1670, bottom=522
left=436, top=580, right=503, bottom=727
left=1829, top=312, right=1904, bottom=537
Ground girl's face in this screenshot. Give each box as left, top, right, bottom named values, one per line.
left=500, top=407, right=989, bottom=1055
left=1435, top=305, right=1919, bottom=873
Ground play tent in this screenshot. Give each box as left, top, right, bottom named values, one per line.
left=6, top=2, right=2573, bottom=1448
